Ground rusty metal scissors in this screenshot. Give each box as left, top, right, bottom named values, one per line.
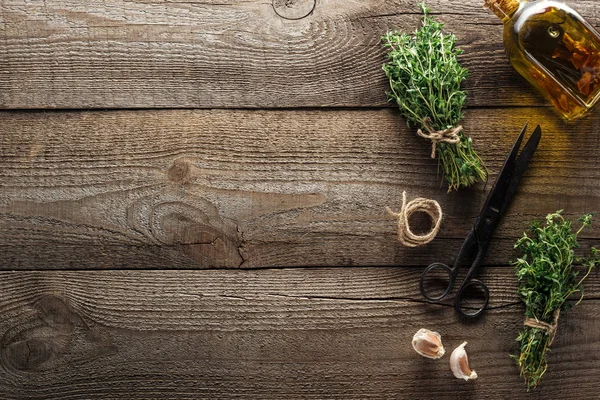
left=419, top=123, right=542, bottom=318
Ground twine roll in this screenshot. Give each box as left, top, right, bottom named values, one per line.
left=386, top=191, right=443, bottom=247
left=524, top=309, right=561, bottom=346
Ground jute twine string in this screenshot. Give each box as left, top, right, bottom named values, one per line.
left=524, top=309, right=561, bottom=346
left=386, top=191, right=443, bottom=248
left=417, top=118, right=462, bottom=158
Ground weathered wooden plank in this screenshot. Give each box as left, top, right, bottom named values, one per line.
left=2, top=266, right=597, bottom=310
left=1, top=0, right=599, bottom=109
left=0, top=269, right=599, bottom=399
left=1, top=107, right=599, bottom=269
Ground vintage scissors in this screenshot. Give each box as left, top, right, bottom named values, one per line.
left=419, top=123, right=542, bottom=318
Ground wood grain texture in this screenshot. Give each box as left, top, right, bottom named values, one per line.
left=1, top=107, right=599, bottom=269
left=0, top=109, right=600, bottom=269
left=1, top=269, right=599, bottom=399
left=1, top=0, right=599, bottom=109
left=3, top=1, right=600, bottom=399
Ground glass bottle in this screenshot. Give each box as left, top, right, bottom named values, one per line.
left=485, top=0, right=600, bottom=120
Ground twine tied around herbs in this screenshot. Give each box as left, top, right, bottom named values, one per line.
left=417, top=118, right=463, bottom=159
left=386, top=191, right=443, bottom=248
left=524, top=309, right=561, bottom=346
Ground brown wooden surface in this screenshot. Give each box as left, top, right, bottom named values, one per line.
left=1, top=269, right=600, bottom=400
left=2, top=107, right=600, bottom=269
left=0, top=0, right=598, bottom=109
left=1, top=0, right=600, bottom=399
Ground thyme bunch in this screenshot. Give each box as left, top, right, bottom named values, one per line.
left=381, top=3, right=486, bottom=191
left=512, top=211, right=599, bottom=390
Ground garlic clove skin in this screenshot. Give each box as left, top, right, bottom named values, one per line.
left=450, top=341, right=478, bottom=381
left=412, top=328, right=445, bottom=359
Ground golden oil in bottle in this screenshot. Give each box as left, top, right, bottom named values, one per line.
left=485, top=0, right=600, bottom=120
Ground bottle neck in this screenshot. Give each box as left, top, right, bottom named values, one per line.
left=485, top=0, right=521, bottom=21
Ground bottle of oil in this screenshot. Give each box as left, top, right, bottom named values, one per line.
left=485, top=0, right=600, bottom=120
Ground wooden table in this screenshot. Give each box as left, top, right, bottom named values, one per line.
left=1, top=1, right=599, bottom=398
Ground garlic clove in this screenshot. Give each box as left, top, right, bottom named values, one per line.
left=450, top=341, right=478, bottom=381
left=412, top=328, right=445, bottom=359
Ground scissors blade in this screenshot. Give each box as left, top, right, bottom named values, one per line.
left=500, top=124, right=542, bottom=214
left=452, top=226, right=477, bottom=272
left=482, top=122, right=529, bottom=213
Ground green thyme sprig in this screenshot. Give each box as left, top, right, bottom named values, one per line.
left=512, top=211, right=599, bottom=390
left=381, top=3, right=486, bottom=191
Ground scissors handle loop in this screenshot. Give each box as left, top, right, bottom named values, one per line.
left=419, top=262, right=454, bottom=301
left=455, top=278, right=489, bottom=318
left=420, top=261, right=490, bottom=318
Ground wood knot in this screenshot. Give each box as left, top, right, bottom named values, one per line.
left=3, top=338, right=54, bottom=371
left=168, top=159, right=192, bottom=183
left=1, top=294, right=114, bottom=373
left=127, top=193, right=244, bottom=267
left=34, top=294, right=78, bottom=331
left=272, top=0, right=315, bottom=20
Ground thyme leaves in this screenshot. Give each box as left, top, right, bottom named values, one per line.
left=512, top=211, right=599, bottom=389
left=381, top=3, right=486, bottom=191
